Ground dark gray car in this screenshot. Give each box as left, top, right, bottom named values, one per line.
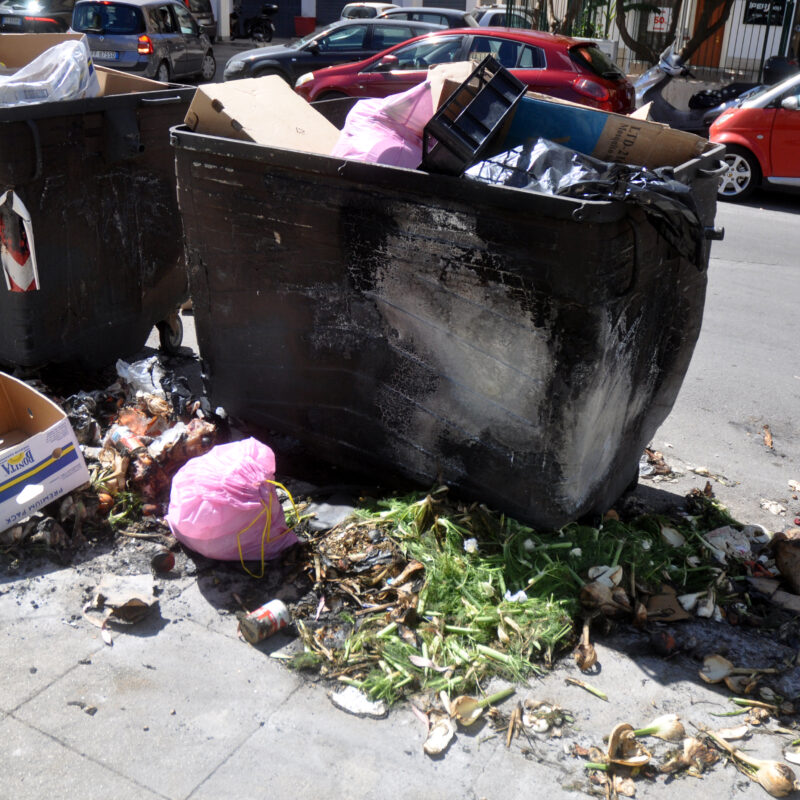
left=71, top=0, right=216, bottom=82
left=223, top=17, right=444, bottom=83
left=377, top=7, right=478, bottom=28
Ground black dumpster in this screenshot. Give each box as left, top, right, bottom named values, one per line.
left=0, top=41, right=193, bottom=369
left=170, top=102, right=724, bottom=529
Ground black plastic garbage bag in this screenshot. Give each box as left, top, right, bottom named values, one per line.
left=466, top=139, right=704, bottom=265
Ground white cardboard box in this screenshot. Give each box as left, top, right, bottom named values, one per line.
left=0, top=372, right=90, bottom=532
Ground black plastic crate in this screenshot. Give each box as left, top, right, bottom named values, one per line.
left=422, top=55, right=527, bottom=175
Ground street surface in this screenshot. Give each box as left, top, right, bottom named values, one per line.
left=652, top=191, right=800, bottom=529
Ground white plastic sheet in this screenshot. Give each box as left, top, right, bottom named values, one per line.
left=0, top=39, right=101, bottom=107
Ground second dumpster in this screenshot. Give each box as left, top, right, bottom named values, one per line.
left=0, top=33, right=193, bottom=369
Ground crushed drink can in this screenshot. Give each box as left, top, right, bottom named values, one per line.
left=239, top=599, right=291, bottom=644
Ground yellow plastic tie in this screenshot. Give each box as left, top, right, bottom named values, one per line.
left=236, top=480, right=298, bottom=579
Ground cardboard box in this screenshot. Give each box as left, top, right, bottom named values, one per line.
left=95, top=66, right=169, bottom=96
left=0, top=32, right=84, bottom=69
left=504, top=92, right=711, bottom=169
left=184, top=76, right=341, bottom=155
left=0, top=372, right=90, bottom=532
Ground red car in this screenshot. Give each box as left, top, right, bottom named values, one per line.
left=710, top=71, right=800, bottom=201
left=294, top=27, right=635, bottom=114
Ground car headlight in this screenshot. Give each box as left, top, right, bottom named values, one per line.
left=225, top=59, right=246, bottom=76
left=295, top=72, right=314, bottom=87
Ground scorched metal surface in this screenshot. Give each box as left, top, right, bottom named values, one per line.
left=170, top=118, right=723, bottom=528
left=0, top=85, right=193, bottom=368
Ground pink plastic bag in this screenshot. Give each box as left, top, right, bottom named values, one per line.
left=331, top=80, right=434, bottom=168
left=165, top=437, right=297, bottom=564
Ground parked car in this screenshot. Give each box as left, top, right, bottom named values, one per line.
left=340, top=2, right=396, bottom=18
left=0, top=0, right=74, bottom=32
left=223, top=18, right=444, bottom=83
left=377, top=6, right=478, bottom=28
left=710, top=70, right=800, bottom=201
left=182, top=0, right=215, bottom=40
left=295, top=28, right=635, bottom=114
left=71, top=0, right=216, bottom=82
left=470, top=4, right=535, bottom=28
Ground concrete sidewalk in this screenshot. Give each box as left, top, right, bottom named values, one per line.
left=2, top=495, right=794, bottom=799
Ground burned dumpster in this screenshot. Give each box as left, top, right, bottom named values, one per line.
left=170, top=63, right=725, bottom=529
left=0, top=34, right=193, bottom=369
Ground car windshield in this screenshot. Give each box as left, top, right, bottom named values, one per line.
left=72, top=0, right=145, bottom=33
left=570, top=44, right=624, bottom=79
left=185, top=0, right=210, bottom=12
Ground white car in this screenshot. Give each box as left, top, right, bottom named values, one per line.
left=340, top=2, right=397, bottom=19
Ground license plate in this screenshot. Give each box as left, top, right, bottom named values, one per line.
left=93, top=50, right=119, bottom=60
left=2, top=16, right=22, bottom=25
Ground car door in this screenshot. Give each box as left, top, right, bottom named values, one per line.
left=148, top=4, right=185, bottom=75
left=358, top=33, right=465, bottom=97
left=769, top=85, right=800, bottom=179
left=172, top=2, right=203, bottom=75
left=464, top=33, right=546, bottom=90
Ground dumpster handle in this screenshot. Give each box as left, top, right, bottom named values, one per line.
left=24, top=119, right=42, bottom=183
left=697, top=160, right=727, bottom=179
left=139, top=95, right=187, bottom=106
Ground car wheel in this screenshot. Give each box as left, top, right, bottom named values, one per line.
left=718, top=145, right=760, bottom=202
left=156, top=61, right=170, bottom=83
left=254, top=67, right=288, bottom=84
left=200, top=50, right=216, bottom=81
left=318, top=91, right=350, bottom=100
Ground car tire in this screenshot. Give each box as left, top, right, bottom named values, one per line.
left=156, top=61, right=170, bottom=83
left=254, top=67, right=288, bottom=84
left=718, top=145, right=760, bottom=202
left=200, top=50, right=216, bottom=81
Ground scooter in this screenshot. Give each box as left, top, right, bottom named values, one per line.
left=230, top=0, right=277, bottom=41
left=634, top=45, right=759, bottom=135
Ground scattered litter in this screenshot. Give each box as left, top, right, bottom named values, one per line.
left=238, top=599, right=291, bottom=644
left=450, top=686, right=514, bottom=726
left=762, top=499, right=788, bottom=516
left=632, top=713, right=685, bottom=742
left=770, top=528, right=800, bottom=594
left=703, top=728, right=799, bottom=796
left=699, top=654, right=777, bottom=684
left=84, top=574, right=158, bottom=644
left=328, top=685, right=388, bottom=719
left=565, top=676, right=608, bottom=701
left=423, top=711, right=456, bottom=756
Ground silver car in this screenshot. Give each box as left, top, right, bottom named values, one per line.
left=71, top=0, right=216, bottom=82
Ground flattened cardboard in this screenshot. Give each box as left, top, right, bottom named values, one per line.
left=0, top=32, right=84, bottom=68
left=95, top=66, right=169, bottom=96
left=184, top=76, right=340, bottom=154
left=505, top=91, right=711, bottom=169
left=0, top=372, right=90, bottom=532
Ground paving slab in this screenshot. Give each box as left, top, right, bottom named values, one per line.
left=0, top=616, right=103, bottom=713
left=12, top=616, right=303, bottom=799
left=189, top=681, right=500, bottom=800
left=0, top=714, right=165, bottom=800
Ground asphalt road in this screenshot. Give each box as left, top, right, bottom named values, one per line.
left=651, top=190, right=800, bottom=528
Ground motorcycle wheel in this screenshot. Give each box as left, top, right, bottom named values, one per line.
left=718, top=145, right=760, bottom=202
left=249, top=21, right=268, bottom=40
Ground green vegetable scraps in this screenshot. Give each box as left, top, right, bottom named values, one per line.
left=295, top=486, right=743, bottom=706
